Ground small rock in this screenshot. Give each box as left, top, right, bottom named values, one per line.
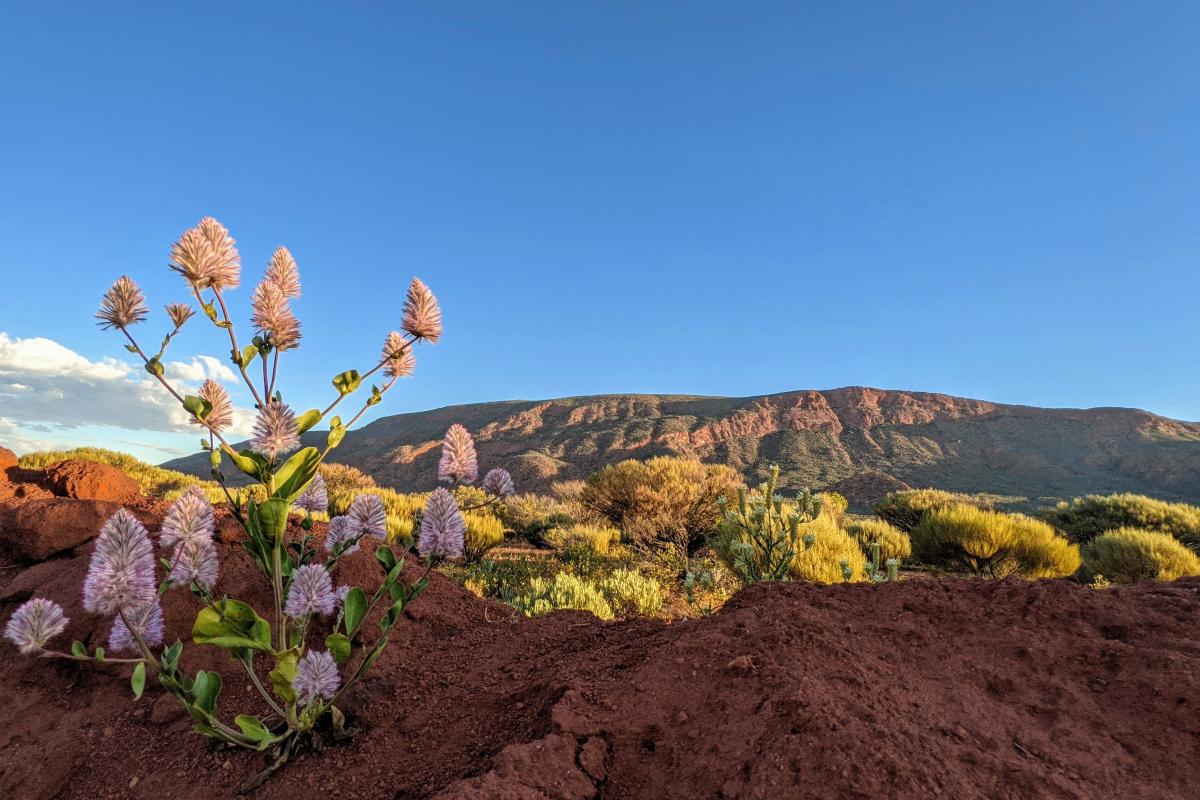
left=129, top=776, right=140, bottom=788
left=676, top=710, right=690, bottom=724
left=726, top=655, right=757, bottom=672
left=222, top=760, right=232, bottom=771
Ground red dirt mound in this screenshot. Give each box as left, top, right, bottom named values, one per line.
left=1, top=496, right=1198, bottom=799
left=42, top=459, right=142, bottom=503
left=0, top=446, right=17, bottom=475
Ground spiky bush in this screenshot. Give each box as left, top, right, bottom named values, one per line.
left=846, top=518, right=912, bottom=563
left=546, top=523, right=621, bottom=554
left=1080, top=527, right=1200, bottom=583
left=514, top=572, right=614, bottom=620
left=580, top=456, right=741, bottom=563
left=710, top=466, right=818, bottom=585
left=597, top=569, right=663, bottom=616
left=874, top=488, right=992, bottom=532
left=912, top=505, right=1080, bottom=578
left=789, top=513, right=869, bottom=584
left=3, top=217, right=515, bottom=788
left=815, top=491, right=848, bottom=520
left=1039, top=493, right=1200, bottom=548
left=18, top=447, right=211, bottom=499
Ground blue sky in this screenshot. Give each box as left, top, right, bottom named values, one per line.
left=1, top=2, right=1198, bottom=461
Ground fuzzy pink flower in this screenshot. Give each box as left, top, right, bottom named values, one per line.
left=165, top=302, right=195, bottom=329
left=438, top=424, right=478, bottom=484
left=96, top=276, right=149, bottom=330
left=251, top=280, right=302, bottom=351
left=169, top=538, right=220, bottom=588
left=251, top=400, right=300, bottom=461
left=285, top=564, right=336, bottom=618
left=108, top=599, right=164, bottom=653
left=481, top=468, right=515, bottom=498
left=159, top=487, right=215, bottom=550
left=264, top=246, right=301, bottom=298
left=196, top=216, right=241, bottom=290
left=4, top=598, right=69, bottom=654
left=83, top=509, right=157, bottom=616
left=401, top=278, right=442, bottom=343
left=294, top=473, right=328, bottom=514
left=418, top=487, right=465, bottom=559
left=190, top=378, right=234, bottom=434
left=293, top=650, right=340, bottom=706
left=345, top=494, right=388, bottom=542
left=381, top=331, right=416, bottom=379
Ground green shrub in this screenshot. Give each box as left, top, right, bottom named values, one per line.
left=496, top=493, right=576, bottom=540
left=580, top=456, right=741, bottom=562
left=463, top=511, right=506, bottom=562
left=464, top=558, right=549, bottom=603
left=815, top=491, right=848, bottom=520
left=597, top=569, right=663, bottom=616
left=846, top=518, right=912, bottom=563
left=1039, top=493, right=1200, bottom=548
left=1081, top=527, right=1200, bottom=583
left=789, top=513, right=868, bottom=584
left=873, top=488, right=992, bottom=532
left=18, top=447, right=210, bottom=499
left=912, top=505, right=1080, bottom=578
left=710, top=466, right=818, bottom=585
left=514, top=572, right=614, bottom=620
left=546, top=523, right=621, bottom=554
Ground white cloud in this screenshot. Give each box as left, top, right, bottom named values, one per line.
left=0, top=332, right=254, bottom=455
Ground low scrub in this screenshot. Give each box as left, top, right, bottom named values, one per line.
left=846, top=518, right=912, bottom=563
left=912, top=505, right=1080, bottom=578
left=463, top=511, right=506, bottom=562
left=597, top=569, right=663, bottom=616
left=546, top=524, right=621, bottom=554
left=789, top=514, right=868, bottom=584
left=514, top=572, right=614, bottom=620
left=1040, top=493, right=1200, bottom=548
left=1081, top=527, right=1200, bottom=583
left=874, top=488, right=992, bottom=532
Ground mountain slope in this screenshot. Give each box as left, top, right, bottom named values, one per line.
left=162, top=387, right=1200, bottom=511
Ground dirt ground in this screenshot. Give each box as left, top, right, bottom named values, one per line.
left=1, top=465, right=1198, bottom=799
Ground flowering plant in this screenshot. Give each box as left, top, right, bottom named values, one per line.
left=3, top=218, right=514, bottom=786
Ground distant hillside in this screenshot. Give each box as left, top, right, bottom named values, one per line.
left=162, top=387, right=1200, bottom=511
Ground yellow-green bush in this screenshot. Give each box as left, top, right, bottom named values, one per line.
left=18, top=447, right=211, bottom=499
left=597, top=568, right=663, bottom=616
left=514, top=572, right=614, bottom=620
left=846, top=518, right=912, bottom=563
left=874, top=488, right=992, bottom=532
left=912, top=505, right=1080, bottom=578
left=496, top=493, right=576, bottom=539
left=546, top=523, right=621, bottom=554
left=580, top=456, right=741, bottom=559
left=789, top=514, right=868, bottom=583
left=1040, top=493, right=1200, bottom=548
left=815, top=491, right=848, bottom=520
left=1080, top=527, right=1200, bottom=583
left=463, top=511, right=506, bottom=561
left=318, top=462, right=377, bottom=494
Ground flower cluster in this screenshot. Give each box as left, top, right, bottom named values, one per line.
left=3, top=598, right=69, bottom=654
left=285, top=564, right=337, bottom=619
left=252, top=400, right=301, bottom=461
left=418, top=487, right=466, bottom=559
left=438, top=423, right=478, bottom=484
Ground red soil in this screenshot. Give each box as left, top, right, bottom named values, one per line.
left=1, top=474, right=1198, bottom=799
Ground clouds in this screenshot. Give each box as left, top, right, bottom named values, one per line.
left=0, top=332, right=254, bottom=455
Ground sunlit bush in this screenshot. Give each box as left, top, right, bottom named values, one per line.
left=18, top=447, right=209, bottom=499
left=1080, top=527, right=1200, bottom=583
left=789, top=513, right=868, bottom=584
left=597, top=569, right=663, bottom=616
left=912, top=505, right=1080, bottom=578
left=513, top=572, right=614, bottom=620
left=846, top=518, right=912, bottom=563
left=874, top=488, right=992, bottom=532
left=546, top=523, right=621, bottom=554
left=1040, top=493, right=1200, bottom=548
left=463, top=511, right=506, bottom=562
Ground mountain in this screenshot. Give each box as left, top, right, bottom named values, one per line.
left=161, top=387, right=1200, bottom=511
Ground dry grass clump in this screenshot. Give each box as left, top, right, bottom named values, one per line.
left=912, top=505, right=1080, bottom=578
left=1081, top=527, right=1200, bottom=583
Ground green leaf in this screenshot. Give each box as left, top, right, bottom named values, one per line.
left=182, top=395, right=212, bottom=421
left=94, top=647, right=105, bottom=663
left=192, top=670, right=223, bottom=714
left=326, top=424, right=346, bottom=450
left=268, top=649, right=299, bottom=705
left=192, top=600, right=272, bottom=652
left=272, top=447, right=321, bottom=501
left=124, top=343, right=139, bottom=353
left=161, top=640, right=183, bottom=674
left=366, top=385, right=383, bottom=407
left=295, top=408, right=322, bottom=434
left=375, top=545, right=397, bottom=573
left=71, top=640, right=86, bottom=658
left=209, top=448, right=221, bottom=468
left=331, top=369, right=363, bottom=396
left=241, top=344, right=259, bottom=369
left=325, top=633, right=351, bottom=664
left=256, top=497, right=291, bottom=544
left=230, top=449, right=269, bottom=480
left=234, top=714, right=276, bottom=747
left=201, top=300, right=219, bottom=322
left=343, top=587, right=368, bottom=637
left=145, top=357, right=164, bottom=377
left=131, top=662, right=146, bottom=700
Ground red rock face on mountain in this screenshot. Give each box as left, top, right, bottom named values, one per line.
left=163, top=387, right=1200, bottom=510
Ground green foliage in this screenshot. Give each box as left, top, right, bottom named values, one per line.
left=788, top=513, right=869, bottom=584
left=18, top=447, right=210, bottom=499
left=873, top=488, right=992, bottom=532
left=1039, top=493, right=1200, bottom=548
left=318, top=462, right=378, bottom=494
left=912, top=505, right=1080, bottom=578
left=710, top=465, right=818, bottom=585
left=815, top=491, right=848, bottom=520
left=463, top=511, right=506, bottom=562
left=461, top=558, right=549, bottom=604
left=546, top=523, right=621, bottom=554
left=1080, top=527, right=1200, bottom=583
left=513, top=572, right=614, bottom=620
left=580, top=456, right=742, bottom=562
left=846, top=518, right=912, bottom=563
left=597, top=569, right=663, bottom=616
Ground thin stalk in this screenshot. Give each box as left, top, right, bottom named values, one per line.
left=240, top=654, right=287, bottom=718
left=206, top=286, right=265, bottom=409
left=37, top=649, right=145, bottom=664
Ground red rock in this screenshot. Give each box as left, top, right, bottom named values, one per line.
left=0, top=497, right=122, bottom=561
left=0, top=447, right=17, bottom=478
left=43, top=460, right=140, bottom=503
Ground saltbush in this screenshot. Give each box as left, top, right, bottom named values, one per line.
left=514, top=572, right=614, bottom=620
left=912, top=505, right=1080, bottom=578
left=496, top=493, right=576, bottom=541
left=846, top=518, right=912, bottom=563
left=597, top=568, right=663, bottom=616
left=1040, top=493, right=1200, bottom=548
left=874, top=488, right=991, bottom=532
left=580, top=456, right=741, bottom=562
left=1080, top=527, right=1200, bottom=583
